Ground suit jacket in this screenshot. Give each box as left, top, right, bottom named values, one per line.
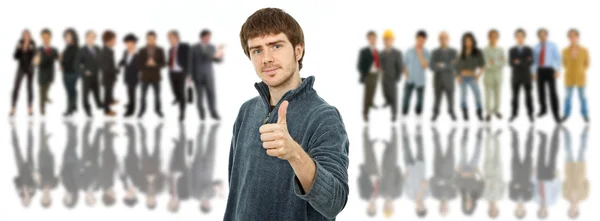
left=100, top=46, right=118, bottom=84
left=119, top=50, right=139, bottom=85
left=78, top=45, right=102, bottom=76
left=168, top=43, right=190, bottom=73
left=37, top=46, right=59, bottom=84
left=137, top=46, right=166, bottom=83
left=188, top=43, right=222, bottom=82
left=357, top=46, right=375, bottom=82
left=379, top=48, right=403, bottom=83
left=509, top=46, right=534, bottom=84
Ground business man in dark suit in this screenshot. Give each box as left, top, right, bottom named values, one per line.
left=188, top=29, right=224, bottom=121
left=100, top=30, right=119, bottom=116
left=79, top=30, right=104, bottom=117
left=137, top=31, right=166, bottom=118
left=509, top=29, right=535, bottom=123
left=60, top=120, right=80, bottom=209
left=11, top=122, right=36, bottom=207
left=357, top=31, right=380, bottom=122
left=35, top=29, right=59, bottom=116
left=119, top=34, right=140, bottom=117
left=168, top=30, right=191, bottom=121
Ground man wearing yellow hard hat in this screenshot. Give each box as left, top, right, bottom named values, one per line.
left=379, top=29, right=404, bottom=122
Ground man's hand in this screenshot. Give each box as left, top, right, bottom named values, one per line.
left=554, top=71, right=560, bottom=79
left=260, top=101, right=302, bottom=160
left=456, top=76, right=462, bottom=84
left=513, top=59, right=520, bottom=64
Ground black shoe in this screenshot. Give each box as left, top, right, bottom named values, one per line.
left=509, top=115, right=517, bottom=123
left=431, top=113, right=438, bottom=122
left=561, top=116, right=569, bottom=123
left=537, top=111, right=546, bottom=118
left=124, top=112, right=133, bottom=118
left=172, top=99, right=178, bottom=106
left=495, top=112, right=503, bottom=119
left=462, top=108, right=469, bottom=121
left=211, top=113, right=220, bottom=121
left=392, top=115, right=397, bottom=122
left=528, top=115, right=535, bottom=123
left=179, top=114, right=185, bottom=121
left=199, top=112, right=206, bottom=120
left=85, top=110, right=92, bottom=118
left=156, top=111, right=164, bottom=118
left=63, top=110, right=71, bottom=117
left=449, top=112, right=457, bottom=121
left=486, top=115, right=492, bottom=122
left=476, top=109, right=484, bottom=121
left=137, top=112, right=144, bottom=119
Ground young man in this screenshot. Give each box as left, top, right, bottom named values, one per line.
left=357, top=31, right=379, bottom=122
left=482, top=29, right=505, bottom=122
left=79, top=30, right=104, bottom=117
left=561, top=29, right=590, bottom=123
left=188, top=29, right=224, bottom=121
left=430, top=31, right=458, bottom=122
left=533, top=28, right=562, bottom=123
left=35, top=29, right=59, bottom=116
left=100, top=30, right=118, bottom=116
left=508, top=29, right=535, bottom=123
left=167, top=30, right=191, bottom=121
left=137, top=31, right=166, bottom=118
left=119, top=34, right=140, bottom=117
left=402, top=30, right=431, bottom=118
left=379, top=29, right=403, bottom=122
left=225, top=8, right=349, bottom=220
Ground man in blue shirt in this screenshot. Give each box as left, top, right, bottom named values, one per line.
left=402, top=30, right=431, bottom=118
left=532, top=28, right=561, bottom=123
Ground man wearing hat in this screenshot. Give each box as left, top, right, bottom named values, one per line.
left=379, top=29, right=404, bottom=122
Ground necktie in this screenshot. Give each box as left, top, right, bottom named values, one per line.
left=372, top=49, right=380, bottom=69
left=45, top=47, right=50, bottom=56
left=170, top=47, right=176, bottom=68
left=539, top=43, right=546, bottom=66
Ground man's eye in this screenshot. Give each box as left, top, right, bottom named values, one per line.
left=253, top=49, right=262, bottom=54
left=273, top=44, right=281, bottom=49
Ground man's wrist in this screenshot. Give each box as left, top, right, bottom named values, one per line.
left=289, top=142, right=307, bottom=165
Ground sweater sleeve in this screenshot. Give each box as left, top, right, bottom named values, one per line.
left=292, top=105, right=349, bottom=219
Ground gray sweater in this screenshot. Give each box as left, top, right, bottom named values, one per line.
left=225, top=76, right=350, bottom=220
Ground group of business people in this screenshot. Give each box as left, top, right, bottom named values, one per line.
left=358, top=28, right=590, bottom=124
left=10, top=28, right=225, bottom=121
left=359, top=124, right=589, bottom=220
left=11, top=121, right=223, bottom=212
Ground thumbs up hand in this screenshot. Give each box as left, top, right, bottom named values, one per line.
left=259, top=100, right=302, bottom=160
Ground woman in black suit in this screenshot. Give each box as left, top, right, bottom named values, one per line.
left=10, top=29, right=36, bottom=117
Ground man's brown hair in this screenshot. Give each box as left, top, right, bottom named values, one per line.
left=102, top=30, right=116, bottom=43
left=239, top=7, right=305, bottom=70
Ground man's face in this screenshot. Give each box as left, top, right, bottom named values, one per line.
left=86, top=33, right=96, bottom=45
left=367, top=34, right=376, bottom=46
left=41, top=33, right=51, bottom=45
left=516, top=32, right=525, bottom=45
left=247, top=32, right=302, bottom=88
left=538, top=31, right=548, bottom=42
left=125, top=41, right=137, bottom=51
left=489, top=32, right=499, bottom=45
left=568, top=32, right=579, bottom=45
left=147, top=35, right=157, bottom=46
left=416, top=36, right=426, bottom=47
left=201, top=34, right=211, bottom=44
left=106, top=38, right=116, bottom=48
left=383, top=37, right=394, bottom=48
left=168, top=34, right=178, bottom=46
left=439, top=33, right=449, bottom=47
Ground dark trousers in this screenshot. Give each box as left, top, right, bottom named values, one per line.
left=362, top=73, right=379, bottom=118
left=402, top=83, right=425, bottom=115
left=82, top=75, right=103, bottom=114
left=382, top=79, right=398, bottom=119
left=139, top=82, right=161, bottom=116
left=432, top=82, right=454, bottom=116
left=63, top=73, right=79, bottom=112
left=11, top=68, right=34, bottom=108
left=103, top=80, right=115, bottom=113
left=170, top=72, right=187, bottom=116
left=536, top=68, right=560, bottom=121
left=195, top=75, right=219, bottom=118
left=39, top=83, right=52, bottom=115
left=125, top=83, right=138, bottom=115
left=511, top=81, right=534, bottom=117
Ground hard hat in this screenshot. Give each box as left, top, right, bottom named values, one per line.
left=383, top=29, right=394, bottom=39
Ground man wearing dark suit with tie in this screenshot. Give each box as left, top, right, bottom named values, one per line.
left=35, top=29, right=59, bottom=116
left=137, top=31, right=166, bottom=118
left=100, top=30, right=119, bottom=116
left=188, top=29, right=224, bottom=120
left=509, top=29, right=535, bottom=123
left=79, top=30, right=104, bottom=117
left=357, top=31, right=380, bottom=122
left=119, top=34, right=139, bottom=117
left=167, top=30, right=190, bottom=121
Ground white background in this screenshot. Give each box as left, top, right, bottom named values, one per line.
left=0, top=0, right=596, bottom=220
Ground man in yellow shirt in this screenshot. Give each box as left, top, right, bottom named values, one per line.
left=561, top=29, right=590, bottom=123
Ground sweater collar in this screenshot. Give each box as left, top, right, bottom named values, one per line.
left=254, top=75, right=316, bottom=108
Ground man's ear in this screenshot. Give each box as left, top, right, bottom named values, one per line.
left=295, top=44, right=304, bottom=61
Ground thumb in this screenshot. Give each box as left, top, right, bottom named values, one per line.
left=277, top=100, right=289, bottom=125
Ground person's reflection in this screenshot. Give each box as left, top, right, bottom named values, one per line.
left=357, top=125, right=380, bottom=217
left=11, top=121, right=36, bottom=207
left=509, top=126, right=534, bottom=219
left=380, top=126, right=402, bottom=218
left=563, top=126, right=589, bottom=219
left=457, top=127, right=484, bottom=216
left=80, top=120, right=103, bottom=207
left=430, top=127, right=457, bottom=217
left=60, top=120, right=79, bottom=208
left=168, top=122, right=192, bottom=213
left=402, top=124, right=429, bottom=218
left=483, top=128, right=504, bottom=219
left=139, top=123, right=165, bottom=210
left=192, top=123, right=223, bottom=214
left=37, top=122, right=58, bottom=208
left=120, top=123, right=140, bottom=207
left=533, top=126, right=561, bottom=220
left=99, top=122, right=118, bottom=207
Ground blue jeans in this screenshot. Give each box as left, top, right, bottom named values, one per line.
left=563, top=87, right=588, bottom=118
left=62, top=72, right=79, bottom=110
left=460, top=76, right=482, bottom=109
